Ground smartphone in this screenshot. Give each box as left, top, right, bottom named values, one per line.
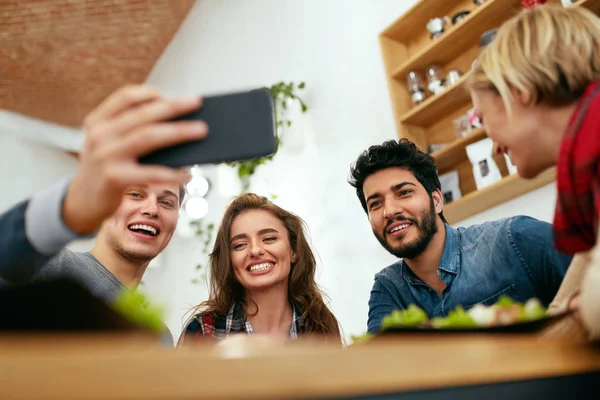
left=139, top=87, right=276, bottom=168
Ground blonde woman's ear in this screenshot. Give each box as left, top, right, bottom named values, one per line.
left=512, top=87, right=532, bottom=107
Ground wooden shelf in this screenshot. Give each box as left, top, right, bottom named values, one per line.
left=382, top=0, right=457, bottom=42
left=432, top=127, right=487, bottom=172
left=400, top=72, right=471, bottom=126
left=573, top=0, right=600, bottom=13
left=444, top=167, right=556, bottom=225
left=390, top=0, right=522, bottom=81
left=379, top=0, right=600, bottom=223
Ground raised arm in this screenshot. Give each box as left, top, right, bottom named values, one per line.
left=0, top=85, right=207, bottom=284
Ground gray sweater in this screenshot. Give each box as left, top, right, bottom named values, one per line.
left=35, top=249, right=173, bottom=346
left=37, top=250, right=126, bottom=301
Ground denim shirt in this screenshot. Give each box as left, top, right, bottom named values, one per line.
left=367, top=216, right=573, bottom=333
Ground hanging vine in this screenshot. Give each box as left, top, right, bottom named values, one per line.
left=229, top=81, right=308, bottom=192
left=190, top=81, right=308, bottom=284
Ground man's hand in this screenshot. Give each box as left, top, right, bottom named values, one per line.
left=62, top=85, right=208, bottom=234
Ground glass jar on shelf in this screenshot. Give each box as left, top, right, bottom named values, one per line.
left=426, top=65, right=445, bottom=95
left=406, top=71, right=426, bottom=105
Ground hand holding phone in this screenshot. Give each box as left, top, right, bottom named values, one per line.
left=139, top=88, right=277, bottom=168
left=64, top=85, right=207, bottom=234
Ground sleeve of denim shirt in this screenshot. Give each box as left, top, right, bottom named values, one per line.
left=0, top=178, right=90, bottom=284
left=509, top=216, right=573, bottom=305
left=367, top=277, right=400, bottom=333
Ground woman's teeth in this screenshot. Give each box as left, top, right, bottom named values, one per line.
left=249, top=262, right=273, bottom=272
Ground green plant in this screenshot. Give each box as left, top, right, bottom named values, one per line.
left=111, top=290, right=165, bottom=333
left=229, top=81, right=308, bottom=192
left=189, top=220, right=215, bottom=284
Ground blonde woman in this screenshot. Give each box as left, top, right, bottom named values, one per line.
left=466, top=5, right=600, bottom=339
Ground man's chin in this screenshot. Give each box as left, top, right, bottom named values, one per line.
left=118, top=245, right=158, bottom=263
left=385, top=233, right=410, bottom=247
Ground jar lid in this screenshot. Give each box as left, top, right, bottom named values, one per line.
left=479, top=29, right=497, bottom=48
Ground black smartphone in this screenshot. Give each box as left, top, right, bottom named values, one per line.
left=139, top=87, right=276, bottom=168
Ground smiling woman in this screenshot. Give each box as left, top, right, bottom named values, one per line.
left=177, top=193, right=341, bottom=345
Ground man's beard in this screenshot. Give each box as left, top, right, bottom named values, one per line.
left=373, top=198, right=438, bottom=260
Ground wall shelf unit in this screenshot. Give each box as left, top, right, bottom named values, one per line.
left=379, top=0, right=599, bottom=224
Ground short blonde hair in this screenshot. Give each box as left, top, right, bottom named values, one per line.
left=467, top=5, right=600, bottom=116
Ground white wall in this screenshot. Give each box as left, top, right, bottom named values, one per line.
left=0, top=136, right=77, bottom=211
left=0, top=135, right=95, bottom=252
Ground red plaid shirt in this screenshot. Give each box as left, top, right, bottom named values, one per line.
left=554, top=82, right=600, bottom=254
left=177, top=301, right=304, bottom=345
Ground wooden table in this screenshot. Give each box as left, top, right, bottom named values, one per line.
left=0, top=333, right=598, bottom=399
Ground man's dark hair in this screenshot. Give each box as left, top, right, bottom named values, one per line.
left=348, top=139, right=447, bottom=224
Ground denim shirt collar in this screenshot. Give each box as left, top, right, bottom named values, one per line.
left=402, top=224, right=461, bottom=285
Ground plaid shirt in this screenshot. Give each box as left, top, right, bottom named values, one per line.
left=554, top=82, right=600, bottom=254
left=178, top=301, right=305, bottom=345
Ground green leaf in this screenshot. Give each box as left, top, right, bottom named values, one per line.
left=380, top=304, right=428, bottom=331
left=351, top=332, right=374, bottom=344
left=191, top=279, right=199, bottom=284
left=298, top=82, right=306, bottom=89
left=495, top=295, right=515, bottom=307
left=238, top=164, right=250, bottom=178
left=110, top=290, right=165, bottom=333
left=196, top=264, right=203, bottom=270
left=431, top=306, right=476, bottom=329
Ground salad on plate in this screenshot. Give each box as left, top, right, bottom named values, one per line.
left=380, top=295, right=548, bottom=331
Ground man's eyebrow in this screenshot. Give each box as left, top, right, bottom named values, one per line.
left=392, top=182, right=417, bottom=191
left=365, top=181, right=417, bottom=204
left=366, top=192, right=382, bottom=204
left=161, top=190, right=178, bottom=199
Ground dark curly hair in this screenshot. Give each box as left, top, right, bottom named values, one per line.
left=348, top=139, right=447, bottom=223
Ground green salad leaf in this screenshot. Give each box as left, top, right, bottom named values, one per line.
left=110, top=290, right=165, bottom=333
left=380, top=304, right=428, bottom=331
left=350, top=332, right=375, bottom=344
left=379, top=296, right=547, bottom=332
left=495, top=295, right=516, bottom=307
left=431, top=306, right=477, bottom=328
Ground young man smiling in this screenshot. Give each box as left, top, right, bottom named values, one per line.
left=349, top=139, right=573, bottom=333
left=35, top=183, right=185, bottom=301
